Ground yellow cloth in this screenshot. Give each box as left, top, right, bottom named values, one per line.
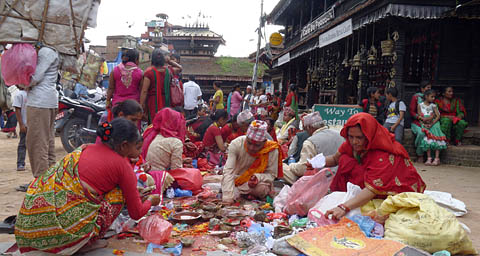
left=101, top=61, right=108, bottom=75
left=379, top=192, right=476, bottom=255
left=234, top=140, right=281, bottom=186
left=214, top=89, right=224, bottom=109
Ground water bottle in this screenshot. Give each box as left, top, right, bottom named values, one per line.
left=288, top=155, right=295, bottom=164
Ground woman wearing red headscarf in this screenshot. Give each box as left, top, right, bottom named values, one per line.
left=142, top=108, right=186, bottom=167
left=142, top=108, right=187, bottom=193
left=320, top=113, right=425, bottom=220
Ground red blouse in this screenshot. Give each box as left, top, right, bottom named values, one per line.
left=203, top=124, right=222, bottom=148
left=221, top=124, right=233, bottom=142
left=78, top=143, right=151, bottom=220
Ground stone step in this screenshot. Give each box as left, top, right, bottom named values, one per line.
left=403, top=128, right=480, bottom=167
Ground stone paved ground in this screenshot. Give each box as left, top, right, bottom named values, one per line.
left=0, top=132, right=478, bottom=252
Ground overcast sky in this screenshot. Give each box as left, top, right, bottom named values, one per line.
left=85, top=0, right=282, bottom=57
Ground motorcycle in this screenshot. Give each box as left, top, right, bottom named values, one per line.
left=55, top=84, right=105, bottom=153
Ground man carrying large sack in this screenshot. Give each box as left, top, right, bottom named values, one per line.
left=25, top=45, right=59, bottom=181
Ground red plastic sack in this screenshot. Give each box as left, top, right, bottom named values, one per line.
left=138, top=215, right=172, bottom=244
left=284, top=168, right=333, bottom=216
left=138, top=214, right=173, bottom=244
left=169, top=168, right=203, bottom=194
left=1, top=44, right=37, bottom=86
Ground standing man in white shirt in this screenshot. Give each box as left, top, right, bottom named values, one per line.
left=242, top=85, right=253, bottom=111
left=183, top=75, right=202, bottom=119
left=26, top=45, right=59, bottom=179
left=253, top=88, right=268, bottom=116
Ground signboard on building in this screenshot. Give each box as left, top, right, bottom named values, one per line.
left=269, top=32, right=284, bottom=46
left=277, top=52, right=290, bottom=67
left=301, top=7, right=335, bottom=40
left=318, top=18, right=352, bottom=48
left=146, top=20, right=165, bottom=28
left=313, top=104, right=362, bottom=127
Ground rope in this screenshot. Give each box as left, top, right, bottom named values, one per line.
left=0, top=0, right=20, bottom=29
left=37, top=0, right=50, bottom=43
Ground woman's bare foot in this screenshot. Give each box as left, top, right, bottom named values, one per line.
left=78, top=239, right=108, bottom=253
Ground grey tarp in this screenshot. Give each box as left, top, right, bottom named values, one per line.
left=0, top=0, right=100, bottom=55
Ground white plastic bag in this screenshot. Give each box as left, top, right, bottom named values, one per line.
left=273, top=185, right=290, bottom=213
left=424, top=190, right=467, bottom=217
left=308, top=182, right=362, bottom=219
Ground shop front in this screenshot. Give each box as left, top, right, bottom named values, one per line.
left=269, top=0, right=480, bottom=125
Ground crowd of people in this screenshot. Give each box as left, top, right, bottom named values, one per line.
left=361, top=82, right=468, bottom=165
left=0, top=45, right=468, bottom=254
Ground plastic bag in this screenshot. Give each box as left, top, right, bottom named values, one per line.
left=138, top=214, right=173, bottom=244
left=1, top=44, right=37, bottom=86
left=284, top=168, right=332, bottom=216
left=348, top=215, right=380, bottom=238
left=146, top=243, right=183, bottom=256
left=291, top=218, right=308, bottom=228
left=307, top=209, right=336, bottom=227
left=273, top=185, right=290, bottom=213
left=424, top=190, right=467, bottom=217
left=380, top=192, right=477, bottom=255
left=174, top=188, right=193, bottom=197
left=169, top=168, right=203, bottom=194
left=197, top=187, right=217, bottom=199
left=110, top=213, right=135, bottom=234
left=308, top=182, right=362, bottom=219
left=202, top=183, right=222, bottom=192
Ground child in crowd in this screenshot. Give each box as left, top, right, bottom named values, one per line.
left=1, top=109, right=17, bottom=138
left=13, top=86, right=27, bottom=171
left=418, top=89, right=447, bottom=166
left=362, top=87, right=385, bottom=124
left=384, top=87, right=406, bottom=143
left=0, top=109, right=4, bottom=129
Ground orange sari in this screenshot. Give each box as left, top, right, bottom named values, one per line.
left=234, top=141, right=283, bottom=186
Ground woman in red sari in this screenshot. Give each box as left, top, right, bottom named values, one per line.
left=203, top=110, right=229, bottom=166
left=285, top=84, right=299, bottom=119
left=321, top=113, right=426, bottom=220
left=140, top=50, right=182, bottom=124
left=435, top=86, right=468, bottom=145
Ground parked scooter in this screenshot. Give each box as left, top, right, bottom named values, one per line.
left=55, top=84, right=105, bottom=152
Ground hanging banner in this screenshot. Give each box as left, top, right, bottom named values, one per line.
left=277, top=52, right=290, bottom=67
left=318, top=18, right=352, bottom=48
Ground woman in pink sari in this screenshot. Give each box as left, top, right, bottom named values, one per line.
left=230, top=84, right=243, bottom=117
left=142, top=108, right=187, bottom=194
left=106, top=49, right=143, bottom=108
